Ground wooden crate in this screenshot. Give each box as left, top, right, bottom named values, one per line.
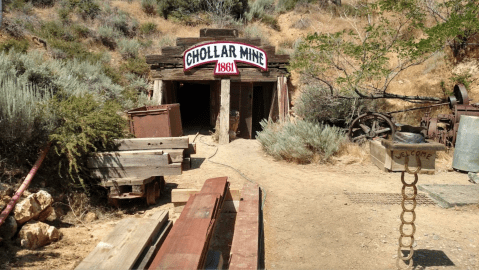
left=370, top=139, right=439, bottom=175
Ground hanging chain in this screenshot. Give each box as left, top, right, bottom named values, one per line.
left=396, top=155, right=421, bottom=269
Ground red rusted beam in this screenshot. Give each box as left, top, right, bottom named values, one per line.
left=149, top=177, right=228, bottom=270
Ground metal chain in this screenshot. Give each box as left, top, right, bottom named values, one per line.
left=396, top=155, right=421, bottom=269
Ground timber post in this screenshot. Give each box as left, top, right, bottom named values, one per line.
left=220, top=79, right=231, bottom=145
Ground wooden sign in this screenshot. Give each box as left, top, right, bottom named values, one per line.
left=183, top=42, right=268, bottom=75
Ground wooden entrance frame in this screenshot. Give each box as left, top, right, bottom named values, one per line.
left=146, top=29, right=290, bottom=144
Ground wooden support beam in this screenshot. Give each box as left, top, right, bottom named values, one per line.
left=152, top=80, right=163, bottom=105
left=176, top=37, right=261, bottom=47
left=114, top=137, right=189, bottom=151
left=150, top=68, right=287, bottom=82
left=200, top=28, right=238, bottom=37
left=87, top=153, right=170, bottom=168
left=91, top=163, right=182, bottom=179
left=220, top=79, right=230, bottom=145
left=75, top=210, right=169, bottom=270
left=229, top=182, right=260, bottom=270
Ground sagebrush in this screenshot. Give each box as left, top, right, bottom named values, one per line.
left=256, top=119, right=346, bottom=163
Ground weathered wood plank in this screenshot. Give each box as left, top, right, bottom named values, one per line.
left=220, top=79, right=230, bottom=144
left=176, top=37, right=261, bottom=47
left=185, top=143, right=196, bottom=157
left=200, top=28, right=238, bottom=37
left=91, top=149, right=164, bottom=156
left=87, top=153, right=170, bottom=168
left=101, top=176, right=155, bottom=187
left=75, top=210, right=169, bottom=270
left=91, top=163, right=182, bottom=179
left=115, top=137, right=189, bottom=151
left=162, top=149, right=184, bottom=163
left=149, top=177, right=228, bottom=270
left=161, top=46, right=185, bottom=55
left=172, top=188, right=240, bottom=203
left=229, top=182, right=260, bottom=270
left=182, top=157, right=191, bottom=170
left=151, top=67, right=287, bottom=82
left=135, top=220, right=173, bottom=270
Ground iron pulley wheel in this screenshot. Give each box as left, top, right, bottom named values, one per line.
left=348, top=113, right=396, bottom=143
left=453, top=84, right=469, bottom=105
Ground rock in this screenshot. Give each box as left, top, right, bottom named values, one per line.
left=46, top=206, right=64, bottom=222
left=0, top=215, right=17, bottom=240
left=468, top=172, right=479, bottom=184
left=37, top=206, right=54, bottom=222
left=1, top=195, right=11, bottom=212
left=14, top=190, right=54, bottom=225
left=18, top=220, right=62, bottom=249
left=0, top=183, right=13, bottom=197
left=83, top=212, right=97, bottom=223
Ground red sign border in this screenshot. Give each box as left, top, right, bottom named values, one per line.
left=183, top=41, right=268, bottom=76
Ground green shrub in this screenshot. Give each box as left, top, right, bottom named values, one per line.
left=97, top=26, right=120, bottom=50
left=245, top=0, right=274, bottom=21
left=157, top=0, right=246, bottom=21
left=48, top=39, right=105, bottom=63
left=48, top=93, right=128, bottom=190
left=31, top=0, right=56, bottom=7
left=0, top=39, right=30, bottom=53
left=256, top=119, right=346, bottom=163
left=120, top=57, right=149, bottom=77
left=2, top=18, right=26, bottom=38
left=76, top=0, right=101, bottom=20
left=139, top=22, right=158, bottom=35
left=0, top=75, right=54, bottom=145
left=141, top=0, right=157, bottom=15
left=118, top=38, right=140, bottom=59
left=101, top=10, right=138, bottom=38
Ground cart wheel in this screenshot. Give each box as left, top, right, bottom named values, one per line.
left=146, top=182, right=158, bottom=206
left=348, top=113, right=395, bottom=143
left=108, top=198, right=120, bottom=208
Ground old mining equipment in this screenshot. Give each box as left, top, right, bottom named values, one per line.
left=420, top=84, right=479, bottom=147
left=348, top=84, right=479, bottom=147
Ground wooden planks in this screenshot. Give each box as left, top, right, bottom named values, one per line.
left=87, top=152, right=170, bottom=168
left=200, top=28, right=238, bottom=37
left=150, top=67, right=287, bottom=82
left=76, top=210, right=169, bottom=270
left=91, top=163, right=182, bottom=179
left=229, top=182, right=260, bottom=270
left=149, top=177, right=229, bottom=270
left=115, top=137, right=189, bottom=151
left=176, top=37, right=261, bottom=47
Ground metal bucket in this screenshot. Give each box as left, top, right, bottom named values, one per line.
left=453, top=115, right=479, bottom=172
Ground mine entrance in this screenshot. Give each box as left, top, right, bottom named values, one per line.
left=176, top=82, right=212, bottom=129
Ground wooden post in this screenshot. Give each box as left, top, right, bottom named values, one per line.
left=220, top=79, right=230, bottom=144
left=277, top=77, right=284, bottom=121
left=152, top=80, right=164, bottom=105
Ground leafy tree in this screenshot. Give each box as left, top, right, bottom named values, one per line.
left=291, top=0, right=479, bottom=103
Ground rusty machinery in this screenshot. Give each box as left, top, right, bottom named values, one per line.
left=348, top=84, right=479, bottom=146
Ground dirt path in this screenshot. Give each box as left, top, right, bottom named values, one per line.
left=175, top=135, right=479, bottom=269
left=6, top=134, right=479, bottom=269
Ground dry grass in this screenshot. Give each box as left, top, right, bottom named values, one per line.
left=333, top=141, right=371, bottom=165
left=435, top=147, right=454, bottom=172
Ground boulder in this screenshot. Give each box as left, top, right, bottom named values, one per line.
left=18, top=220, right=62, bottom=249
left=0, top=215, right=18, bottom=240
left=0, top=183, right=13, bottom=211
left=14, top=190, right=53, bottom=225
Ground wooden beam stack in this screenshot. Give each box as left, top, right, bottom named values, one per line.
left=148, top=177, right=229, bottom=270
left=87, top=137, right=195, bottom=182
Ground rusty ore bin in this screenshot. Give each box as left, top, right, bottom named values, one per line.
left=127, top=104, right=183, bottom=138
